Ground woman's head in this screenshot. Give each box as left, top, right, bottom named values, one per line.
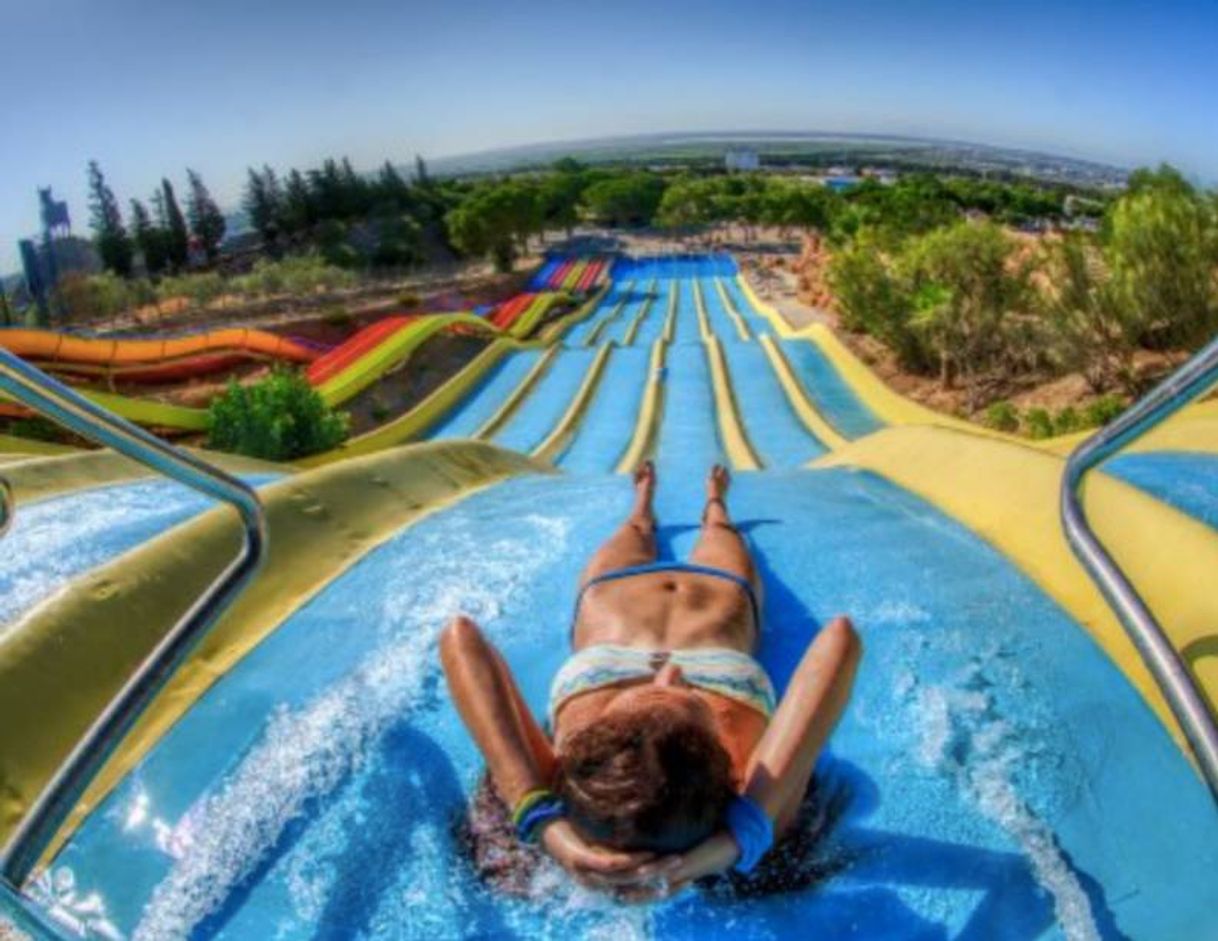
left=555, top=680, right=735, bottom=853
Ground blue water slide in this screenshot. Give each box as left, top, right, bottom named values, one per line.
left=1103, top=450, right=1218, bottom=531
left=424, top=349, right=544, bottom=440
left=557, top=346, right=651, bottom=473
left=720, top=340, right=825, bottom=467
left=492, top=347, right=598, bottom=453
left=779, top=338, right=884, bottom=439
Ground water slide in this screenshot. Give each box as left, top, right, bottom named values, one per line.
left=0, top=327, right=317, bottom=383
left=3, top=254, right=1218, bottom=940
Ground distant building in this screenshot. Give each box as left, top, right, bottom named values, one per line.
left=725, top=149, right=760, bottom=172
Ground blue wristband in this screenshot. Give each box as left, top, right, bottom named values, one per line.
left=516, top=797, right=566, bottom=844
left=725, top=795, right=773, bottom=874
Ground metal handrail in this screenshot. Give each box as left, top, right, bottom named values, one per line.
left=1061, top=332, right=1218, bottom=803
left=0, top=348, right=268, bottom=886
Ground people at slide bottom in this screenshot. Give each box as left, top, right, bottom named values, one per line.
left=441, top=462, right=861, bottom=899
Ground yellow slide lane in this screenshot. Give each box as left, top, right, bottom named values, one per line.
left=0, top=440, right=549, bottom=861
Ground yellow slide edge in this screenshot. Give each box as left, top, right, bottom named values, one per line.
left=758, top=334, right=849, bottom=451
left=714, top=278, right=752, bottom=341
left=532, top=343, right=614, bottom=464
left=705, top=335, right=762, bottom=471
left=475, top=345, right=560, bottom=440
left=616, top=339, right=668, bottom=474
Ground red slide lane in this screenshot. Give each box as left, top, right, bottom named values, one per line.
left=305, top=316, right=415, bottom=385
left=546, top=259, right=575, bottom=290
left=490, top=293, right=535, bottom=330
left=576, top=259, right=604, bottom=292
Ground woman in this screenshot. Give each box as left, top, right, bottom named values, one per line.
left=441, top=462, right=861, bottom=898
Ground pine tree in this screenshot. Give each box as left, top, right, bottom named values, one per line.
left=414, top=154, right=430, bottom=186
left=130, top=198, right=168, bottom=276
left=281, top=169, right=313, bottom=235
left=186, top=169, right=227, bottom=263
left=86, top=160, right=134, bottom=277
left=161, top=178, right=190, bottom=270
left=243, top=165, right=282, bottom=245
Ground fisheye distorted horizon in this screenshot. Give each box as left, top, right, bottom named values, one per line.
left=2, top=0, right=1216, bottom=269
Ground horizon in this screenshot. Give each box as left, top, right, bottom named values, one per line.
left=3, top=0, right=1216, bottom=274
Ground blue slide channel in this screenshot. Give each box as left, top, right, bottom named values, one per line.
left=720, top=340, right=825, bottom=467
left=424, top=349, right=544, bottom=440
left=779, top=338, right=884, bottom=439
left=1104, top=450, right=1218, bottom=531
left=557, top=346, right=651, bottom=473
left=492, top=347, right=597, bottom=453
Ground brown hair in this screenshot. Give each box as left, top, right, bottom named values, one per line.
left=554, top=708, right=736, bottom=853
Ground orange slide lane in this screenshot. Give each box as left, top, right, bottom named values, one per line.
left=0, top=327, right=317, bottom=383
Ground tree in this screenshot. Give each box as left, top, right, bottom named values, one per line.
left=243, top=165, right=282, bottom=246
left=207, top=368, right=348, bottom=460
left=414, top=154, right=430, bottom=186
left=582, top=173, right=666, bottom=227
left=280, top=169, right=314, bottom=235
left=130, top=198, right=169, bottom=276
left=186, top=169, right=226, bottom=263
left=161, top=178, right=190, bottom=270
left=86, top=161, right=133, bottom=277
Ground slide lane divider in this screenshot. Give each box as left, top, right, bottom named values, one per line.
left=538, top=284, right=612, bottom=343
left=473, top=345, right=561, bottom=440
left=532, top=343, right=614, bottom=464
left=758, top=334, right=848, bottom=450
left=0, top=440, right=549, bottom=862
left=693, top=279, right=712, bottom=341
left=616, top=339, right=668, bottom=474
left=704, top=335, right=762, bottom=471
left=662, top=282, right=677, bottom=343
left=714, top=278, right=752, bottom=341
left=622, top=279, right=659, bottom=347
left=584, top=293, right=632, bottom=347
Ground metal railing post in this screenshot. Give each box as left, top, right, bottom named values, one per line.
left=1060, top=332, right=1218, bottom=803
left=0, top=349, right=268, bottom=887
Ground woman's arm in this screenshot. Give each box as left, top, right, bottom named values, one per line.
left=440, top=616, right=654, bottom=885
left=648, top=616, right=862, bottom=892
left=439, top=615, right=555, bottom=804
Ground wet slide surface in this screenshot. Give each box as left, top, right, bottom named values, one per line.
left=0, top=474, right=279, bottom=629
left=44, top=473, right=1218, bottom=940
left=13, top=253, right=1218, bottom=941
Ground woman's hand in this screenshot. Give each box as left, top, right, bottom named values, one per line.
left=613, top=831, right=741, bottom=902
left=540, top=820, right=661, bottom=889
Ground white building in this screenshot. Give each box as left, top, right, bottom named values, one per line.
left=725, top=149, right=760, bottom=172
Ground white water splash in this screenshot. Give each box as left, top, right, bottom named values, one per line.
left=131, top=511, right=570, bottom=941
left=911, top=670, right=1101, bottom=941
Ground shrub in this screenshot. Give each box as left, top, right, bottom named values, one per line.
left=1083, top=394, right=1126, bottom=428
left=1053, top=406, right=1083, bottom=435
left=983, top=400, right=1020, bottom=432
left=321, top=304, right=354, bottom=328
left=1024, top=408, right=1055, bottom=439
left=397, top=292, right=421, bottom=308
left=207, top=368, right=348, bottom=460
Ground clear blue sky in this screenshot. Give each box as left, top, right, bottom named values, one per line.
left=3, top=0, right=1216, bottom=272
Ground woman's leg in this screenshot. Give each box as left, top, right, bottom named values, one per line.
left=579, top=461, right=658, bottom=586
left=689, top=464, right=758, bottom=588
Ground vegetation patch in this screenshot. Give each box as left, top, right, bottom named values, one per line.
left=207, top=368, right=348, bottom=460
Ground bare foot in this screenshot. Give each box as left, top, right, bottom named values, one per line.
left=633, top=460, right=657, bottom=511
left=707, top=463, right=730, bottom=502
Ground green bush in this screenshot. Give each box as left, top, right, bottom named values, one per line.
left=207, top=368, right=348, bottom=460
left=1024, top=408, right=1055, bottom=439
left=1083, top=394, right=1126, bottom=427
left=983, top=400, right=1020, bottom=432
left=397, top=292, right=421, bottom=308
left=1052, top=406, right=1083, bottom=435
left=321, top=304, right=354, bottom=328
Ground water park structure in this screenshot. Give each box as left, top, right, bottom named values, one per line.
left=1, top=250, right=1216, bottom=940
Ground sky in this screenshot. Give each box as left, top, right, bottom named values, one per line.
left=2, top=0, right=1217, bottom=273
